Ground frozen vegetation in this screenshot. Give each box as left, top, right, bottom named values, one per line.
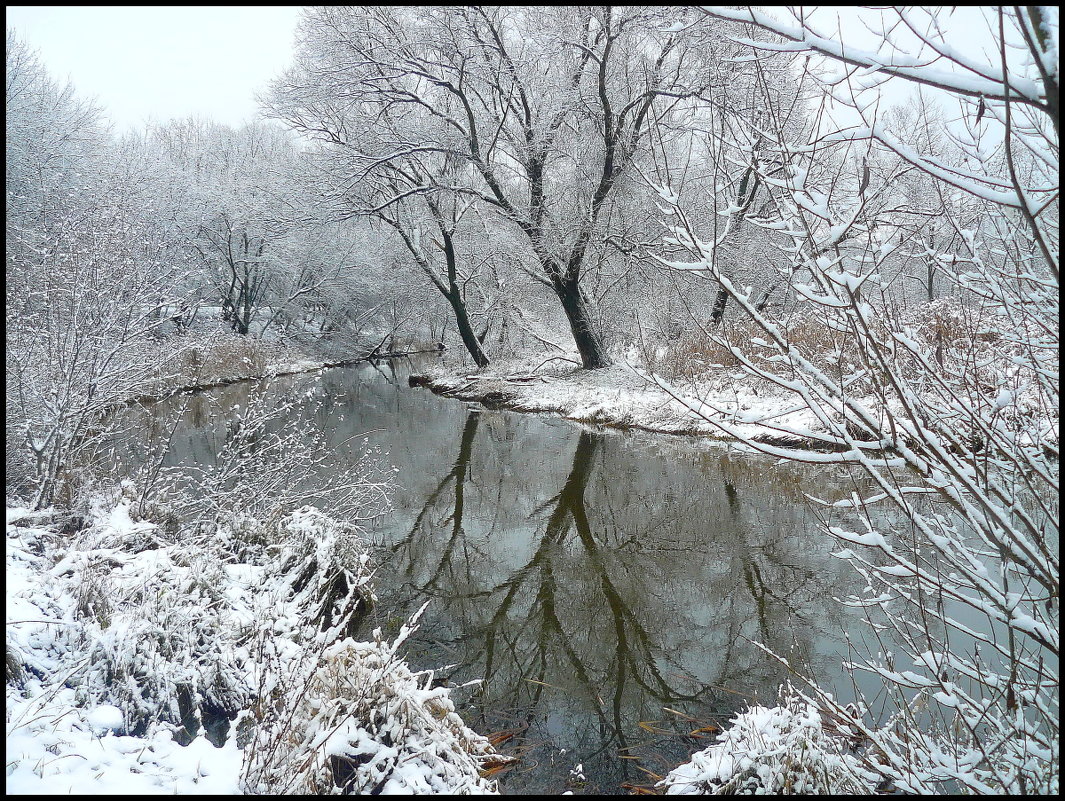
left=7, top=5, right=1058, bottom=795
left=657, top=686, right=877, bottom=795
left=6, top=500, right=506, bottom=794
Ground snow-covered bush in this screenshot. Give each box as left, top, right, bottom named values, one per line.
left=658, top=686, right=877, bottom=795
left=168, top=384, right=392, bottom=532
left=223, top=505, right=378, bottom=642
left=9, top=492, right=513, bottom=793
left=14, top=497, right=377, bottom=741
left=241, top=602, right=507, bottom=795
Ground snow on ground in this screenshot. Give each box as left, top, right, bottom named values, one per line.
left=414, top=347, right=1058, bottom=453
left=6, top=696, right=243, bottom=794
left=415, top=353, right=845, bottom=447
left=6, top=507, right=242, bottom=794
left=6, top=503, right=503, bottom=795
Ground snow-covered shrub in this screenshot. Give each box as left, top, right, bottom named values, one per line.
left=35, top=498, right=378, bottom=740
left=658, top=685, right=878, bottom=795
left=242, top=603, right=508, bottom=795
left=222, top=505, right=378, bottom=642
left=653, top=6, right=1058, bottom=791
left=59, top=505, right=253, bottom=736
left=176, top=384, right=392, bottom=531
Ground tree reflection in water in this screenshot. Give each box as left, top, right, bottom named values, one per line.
left=116, top=365, right=879, bottom=794
left=374, top=410, right=861, bottom=793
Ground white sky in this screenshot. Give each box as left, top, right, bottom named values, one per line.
left=797, top=6, right=971, bottom=128
left=6, top=6, right=1050, bottom=140
left=6, top=6, right=303, bottom=133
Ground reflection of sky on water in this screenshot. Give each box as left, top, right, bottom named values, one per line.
left=120, top=359, right=903, bottom=794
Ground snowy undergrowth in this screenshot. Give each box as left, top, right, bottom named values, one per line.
left=6, top=505, right=244, bottom=793
left=657, top=685, right=878, bottom=795
left=6, top=499, right=503, bottom=794
left=243, top=603, right=505, bottom=794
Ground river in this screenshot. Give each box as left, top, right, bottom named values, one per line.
left=121, top=358, right=896, bottom=794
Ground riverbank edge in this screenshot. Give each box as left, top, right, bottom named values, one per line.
left=408, top=363, right=1061, bottom=459
left=124, top=348, right=441, bottom=407
left=408, top=365, right=828, bottom=451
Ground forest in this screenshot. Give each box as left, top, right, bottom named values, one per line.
left=6, top=6, right=1058, bottom=795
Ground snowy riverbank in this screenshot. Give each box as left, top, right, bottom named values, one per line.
left=410, top=349, right=1059, bottom=455
left=410, top=354, right=852, bottom=449
left=5, top=501, right=507, bottom=794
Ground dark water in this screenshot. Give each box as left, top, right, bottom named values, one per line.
left=125, top=359, right=894, bottom=794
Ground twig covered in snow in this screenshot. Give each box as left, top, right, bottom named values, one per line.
left=649, top=5, right=1058, bottom=794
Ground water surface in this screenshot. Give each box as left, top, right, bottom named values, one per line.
left=127, top=359, right=892, bottom=794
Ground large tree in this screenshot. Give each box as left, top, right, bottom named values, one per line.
left=266, top=6, right=720, bottom=368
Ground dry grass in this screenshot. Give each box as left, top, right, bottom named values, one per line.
left=151, top=331, right=305, bottom=393
left=913, top=298, right=1001, bottom=347
left=657, top=298, right=1007, bottom=394
left=658, top=312, right=857, bottom=385
left=241, top=607, right=505, bottom=795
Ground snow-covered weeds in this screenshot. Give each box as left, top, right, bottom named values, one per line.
left=9, top=498, right=376, bottom=739
left=242, top=603, right=507, bottom=794
left=7, top=495, right=505, bottom=794
left=658, top=685, right=878, bottom=795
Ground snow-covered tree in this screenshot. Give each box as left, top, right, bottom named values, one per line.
left=149, top=119, right=319, bottom=337
left=653, top=6, right=1057, bottom=793
left=266, top=6, right=733, bottom=369
left=6, top=32, right=189, bottom=509
left=5, top=30, right=105, bottom=239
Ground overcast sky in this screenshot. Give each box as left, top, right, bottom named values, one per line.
left=5, top=6, right=910, bottom=138
left=6, top=6, right=1038, bottom=139
left=7, top=6, right=303, bottom=132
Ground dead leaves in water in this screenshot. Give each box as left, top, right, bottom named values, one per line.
left=486, top=721, right=528, bottom=747
left=478, top=721, right=531, bottom=778
left=688, top=725, right=719, bottom=737
left=478, top=758, right=514, bottom=779
left=637, top=720, right=673, bottom=735
left=620, top=781, right=661, bottom=794
left=637, top=719, right=719, bottom=740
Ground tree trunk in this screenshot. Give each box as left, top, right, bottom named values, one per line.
left=447, top=287, right=490, bottom=368
left=552, top=274, right=611, bottom=369
left=710, top=288, right=729, bottom=326
left=430, top=225, right=490, bottom=369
